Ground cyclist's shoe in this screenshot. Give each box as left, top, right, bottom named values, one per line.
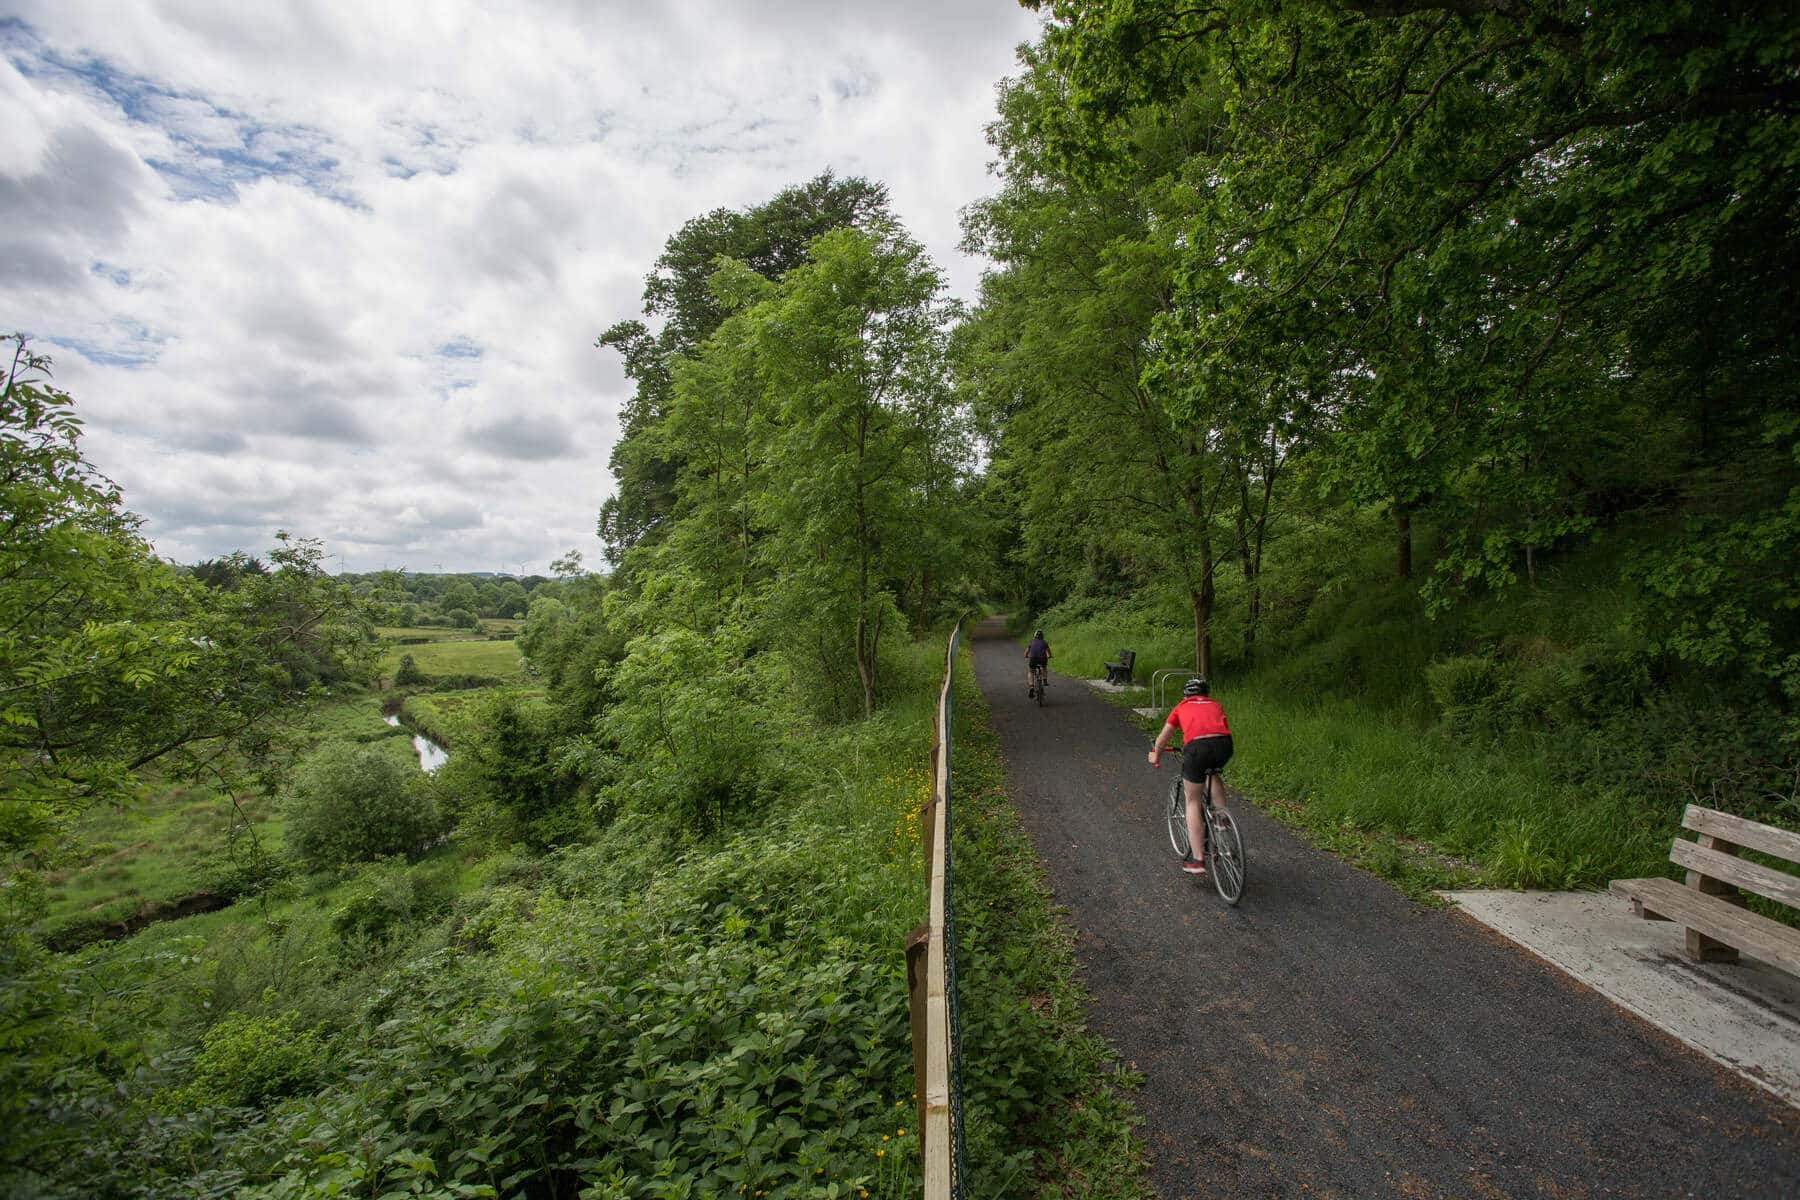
left=1181, top=857, right=1206, bottom=875
left=1027, top=686, right=1036, bottom=698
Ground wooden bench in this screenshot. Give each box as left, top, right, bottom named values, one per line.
left=1103, top=648, right=1136, bottom=685
left=1610, top=804, right=1800, bottom=977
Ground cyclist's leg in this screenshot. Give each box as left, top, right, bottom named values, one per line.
left=1200, top=735, right=1233, bottom=809
left=1182, top=776, right=1207, bottom=860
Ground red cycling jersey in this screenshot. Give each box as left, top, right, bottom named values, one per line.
left=1165, top=696, right=1230, bottom=739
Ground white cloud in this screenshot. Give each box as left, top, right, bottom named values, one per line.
left=0, top=1, right=1040, bottom=572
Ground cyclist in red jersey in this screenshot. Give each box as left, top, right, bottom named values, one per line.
left=1147, top=677, right=1232, bottom=875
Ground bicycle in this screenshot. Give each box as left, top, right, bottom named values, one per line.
left=1164, top=761, right=1245, bottom=904
left=1030, top=660, right=1048, bottom=706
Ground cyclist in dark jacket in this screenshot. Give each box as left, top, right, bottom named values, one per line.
left=1025, top=630, right=1051, bottom=696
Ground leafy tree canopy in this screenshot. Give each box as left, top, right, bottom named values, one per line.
left=0, top=338, right=376, bottom=860
left=597, top=172, right=895, bottom=563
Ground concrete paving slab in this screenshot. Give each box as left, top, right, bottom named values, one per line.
left=1442, top=888, right=1800, bottom=1108
left=1081, top=678, right=1144, bottom=695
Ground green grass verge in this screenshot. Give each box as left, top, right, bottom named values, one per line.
left=1092, top=677, right=1669, bottom=899
left=1223, top=685, right=1669, bottom=890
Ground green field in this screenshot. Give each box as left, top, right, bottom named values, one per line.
left=381, top=635, right=525, bottom=679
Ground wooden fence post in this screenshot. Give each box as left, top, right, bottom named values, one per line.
left=905, top=922, right=931, bottom=1158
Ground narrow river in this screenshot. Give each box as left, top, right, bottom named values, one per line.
left=384, top=714, right=449, bottom=772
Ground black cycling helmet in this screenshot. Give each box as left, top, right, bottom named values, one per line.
left=1183, top=676, right=1210, bottom=697
left=1034, top=629, right=1044, bottom=638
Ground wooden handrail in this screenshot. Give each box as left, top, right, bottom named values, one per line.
left=914, top=620, right=961, bottom=1197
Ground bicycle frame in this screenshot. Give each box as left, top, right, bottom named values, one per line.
left=1163, top=760, right=1244, bottom=904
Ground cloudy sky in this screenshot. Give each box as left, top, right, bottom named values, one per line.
left=2, top=1, right=1040, bottom=574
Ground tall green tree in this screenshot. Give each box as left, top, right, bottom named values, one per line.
left=747, top=226, right=961, bottom=716
left=597, top=173, right=893, bottom=564
left=1005, top=0, right=1799, bottom=708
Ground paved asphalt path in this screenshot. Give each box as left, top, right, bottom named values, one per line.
left=969, top=619, right=1800, bottom=1199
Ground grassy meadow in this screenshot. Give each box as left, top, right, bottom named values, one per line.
left=377, top=625, right=526, bottom=681
left=36, top=615, right=530, bottom=951
left=33, top=694, right=420, bottom=948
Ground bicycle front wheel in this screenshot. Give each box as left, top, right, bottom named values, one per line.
left=1207, top=807, right=1245, bottom=905
left=1166, top=775, right=1190, bottom=859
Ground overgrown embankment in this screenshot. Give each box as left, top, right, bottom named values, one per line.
left=5, top=636, right=1147, bottom=1200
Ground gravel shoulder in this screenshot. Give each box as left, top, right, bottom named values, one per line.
left=968, top=619, right=1800, bottom=1199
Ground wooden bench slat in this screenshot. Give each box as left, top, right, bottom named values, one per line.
left=1610, top=876, right=1800, bottom=975
left=1683, top=804, right=1800, bottom=866
left=1670, top=838, right=1800, bottom=910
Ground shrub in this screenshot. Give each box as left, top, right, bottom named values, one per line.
left=180, top=1010, right=325, bottom=1108
left=445, top=607, right=479, bottom=629
left=433, top=692, right=581, bottom=849
left=330, top=859, right=455, bottom=955
left=1508, top=638, right=1648, bottom=731
left=449, top=884, right=534, bottom=952
left=282, top=743, right=443, bottom=870
left=392, top=653, right=425, bottom=686
left=600, top=628, right=797, bottom=836
left=194, top=840, right=290, bottom=900
left=1424, top=654, right=1506, bottom=729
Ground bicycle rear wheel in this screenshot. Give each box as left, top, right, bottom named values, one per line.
left=1165, top=775, right=1190, bottom=858
left=1034, top=665, right=1045, bottom=706
left=1206, top=806, right=1245, bottom=905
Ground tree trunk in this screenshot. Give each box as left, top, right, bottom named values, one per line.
left=1396, top=507, right=1412, bottom=580
left=1192, top=534, right=1215, bottom=677
left=1245, top=580, right=1261, bottom=665
left=856, top=611, right=876, bottom=718
left=1191, top=589, right=1212, bottom=677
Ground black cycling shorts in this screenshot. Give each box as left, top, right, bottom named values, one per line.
left=1181, top=734, right=1233, bottom=782
left=1027, top=656, right=1048, bottom=668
